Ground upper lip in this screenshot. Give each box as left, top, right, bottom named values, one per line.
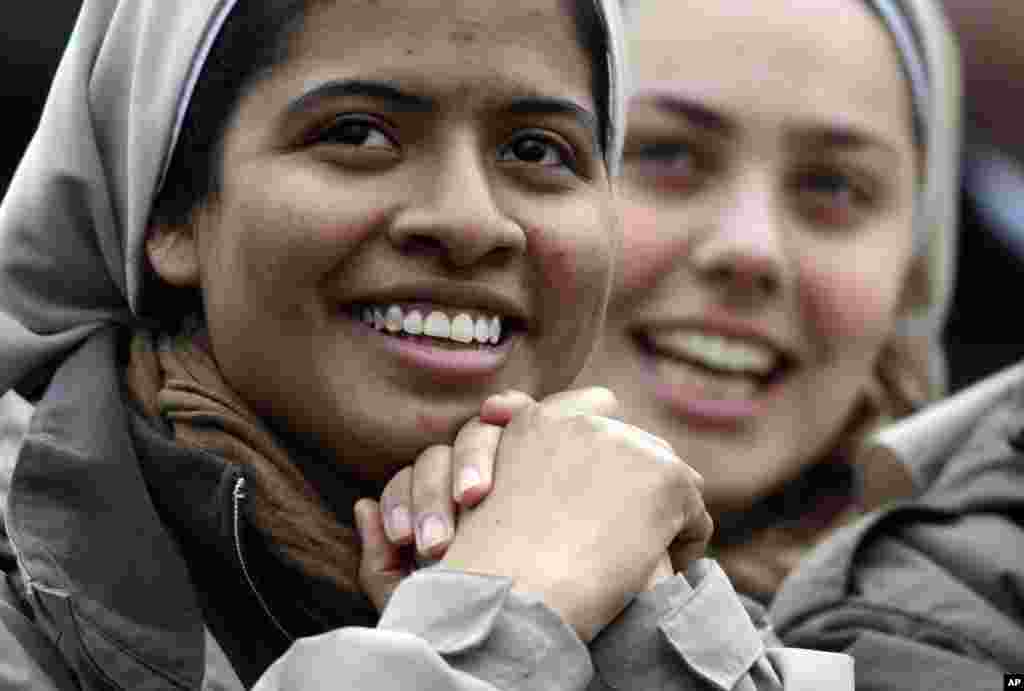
left=630, top=315, right=800, bottom=368
left=341, top=281, right=530, bottom=324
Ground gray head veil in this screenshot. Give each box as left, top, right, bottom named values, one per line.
left=865, top=0, right=962, bottom=395
left=0, top=0, right=628, bottom=397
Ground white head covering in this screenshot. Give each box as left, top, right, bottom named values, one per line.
left=0, top=0, right=628, bottom=397
left=864, top=0, right=962, bottom=394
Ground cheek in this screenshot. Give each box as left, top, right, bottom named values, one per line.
left=215, top=180, right=393, bottom=306
left=524, top=202, right=615, bottom=383
left=614, top=200, right=691, bottom=296
left=798, top=252, right=906, bottom=353
left=528, top=202, right=614, bottom=309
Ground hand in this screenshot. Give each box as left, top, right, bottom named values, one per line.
left=357, top=388, right=628, bottom=610
left=357, top=389, right=712, bottom=617
left=437, top=390, right=708, bottom=642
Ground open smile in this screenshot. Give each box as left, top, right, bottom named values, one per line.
left=346, top=300, right=527, bottom=377
left=632, top=325, right=797, bottom=425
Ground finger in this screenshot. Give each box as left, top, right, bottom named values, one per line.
left=669, top=508, right=714, bottom=568
left=380, top=467, right=414, bottom=546
left=644, top=552, right=675, bottom=591
left=355, top=498, right=411, bottom=612
left=538, top=386, right=620, bottom=420
left=452, top=416, right=500, bottom=507
left=411, top=445, right=456, bottom=559
left=591, top=414, right=681, bottom=465
left=480, top=390, right=536, bottom=426
left=480, top=387, right=619, bottom=426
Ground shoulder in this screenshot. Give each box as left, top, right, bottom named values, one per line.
left=770, top=368, right=1024, bottom=679
left=0, top=514, right=79, bottom=690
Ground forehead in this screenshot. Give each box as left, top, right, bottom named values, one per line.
left=626, top=0, right=913, bottom=147
left=281, top=0, right=594, bottom=107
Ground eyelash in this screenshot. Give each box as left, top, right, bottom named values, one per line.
left=497, top=129, right=579, bottom=173
left=624, top=139, right=714, bottom=192
left=303, top=115, right=584, bottom=183
left=787, top=166, right=881, bottom=228
left=309, top=114, right=397, bottom=150
left=625, top=138, right=882, bottom=224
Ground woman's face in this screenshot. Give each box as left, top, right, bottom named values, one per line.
left=154, top=0, right=614, bottom=483
left=577, top=0, right=918, bottom=512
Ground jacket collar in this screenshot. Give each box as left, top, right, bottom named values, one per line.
left=861, top=361, right=1024, bottom=492
left=6, top=326, right=377, bottom=689
left=7, top=327, right=206, bottom=689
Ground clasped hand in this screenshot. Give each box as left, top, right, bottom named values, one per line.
left=354, top=388, right=713, bottom=643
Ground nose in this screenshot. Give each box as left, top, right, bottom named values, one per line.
left=388, top=134, right=526, bottom=268
left=690, top=170, right=789, bottom=304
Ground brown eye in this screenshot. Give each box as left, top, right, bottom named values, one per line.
left=513, top=138, right=551, bottom=162
left=315, top=116, right=396, bottom=150
left=498, top=130, right=575, bottom=170
left=790, top=167, right=877, bottom=228
left=623, top=139, right=711, bottom=195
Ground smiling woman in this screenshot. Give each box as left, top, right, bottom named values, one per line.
left=576, top=0, right=961, bottom=604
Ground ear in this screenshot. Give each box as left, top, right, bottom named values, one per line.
left=146, top=220, right=200, bottom=288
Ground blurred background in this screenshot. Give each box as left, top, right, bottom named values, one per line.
left=1, top=1, right=1022, bottom=456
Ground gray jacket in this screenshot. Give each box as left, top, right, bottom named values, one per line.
left=772, top=363, right=1024, bottom=690
left=0, top=328, right=850, bottom=690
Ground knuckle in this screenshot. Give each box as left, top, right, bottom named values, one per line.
left=582, top=386, right=619, bottom=414
left=689, top=466, right=706, bottom=493
left=698, top=511, right=715, bottom=540
left=533, top=400, right=562, bottom=424
left=382, top=467, right=412, bottom=508
left=412, top=446, right=452, bottom=506
left=571, top=412, right=611, bottom=438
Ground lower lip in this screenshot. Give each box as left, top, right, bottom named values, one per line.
left=638, top=350, right=768, bottom=427
left=352, top=317, right=515, bottom=377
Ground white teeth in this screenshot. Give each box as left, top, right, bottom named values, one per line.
left=659, top=358, right=759, bottom=400
left=403, top=310, right=424, bottom=335
left=423, top=311, right=451, bottom=339
left=385, top=305, right=403, bottom=333
left=358, top=303, right=506, bottom=346
left=451, top=314, right=475, bottom=343
left=474, top=317, right=490, bottom=344
left=648, top=329, right=778, bottom=376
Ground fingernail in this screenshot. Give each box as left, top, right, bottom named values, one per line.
left=418, top=513, right=450, bottom=551
left=458, top=466, right=482, bottom=499
left=386, top=505, right=412, bottom=541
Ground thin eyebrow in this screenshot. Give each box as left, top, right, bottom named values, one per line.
left=505, top=98, right=600, bottom=148
left=633, top=89, right=736, bottom=135
left=286, top=79, right=435, bottom=117
left=789, top=126, right=901, bottom=158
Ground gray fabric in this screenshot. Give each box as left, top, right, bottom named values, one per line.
left=771, top=364, right=1024, bottom=690
left=866, top=0, right=962, bottom=393
left=866, top=0, right=931, bottom=151
left=0, top=576, right=78, bottom=691
left=589, top=560, right=853, bottom=691
left=592, top=563, right=770, bottom=691
left=379, top=567, right=594, bottom=691
left=0, top=0, right=627, bottom=399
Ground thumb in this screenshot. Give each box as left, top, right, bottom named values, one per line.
left=355, top=498, right=411, bottom=613
left=479, top=390, right=536, bottom=426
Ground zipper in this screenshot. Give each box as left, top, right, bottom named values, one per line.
left=232, top=476, right=295, bottom=643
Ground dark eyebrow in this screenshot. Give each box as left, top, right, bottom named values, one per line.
left=505, top=98, right=600, bottom=147
left=790, top=125, right=901, bottom=157
left=286, top=79, right=435, bottom=116
left=633, top=90, right=735, bottom=135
